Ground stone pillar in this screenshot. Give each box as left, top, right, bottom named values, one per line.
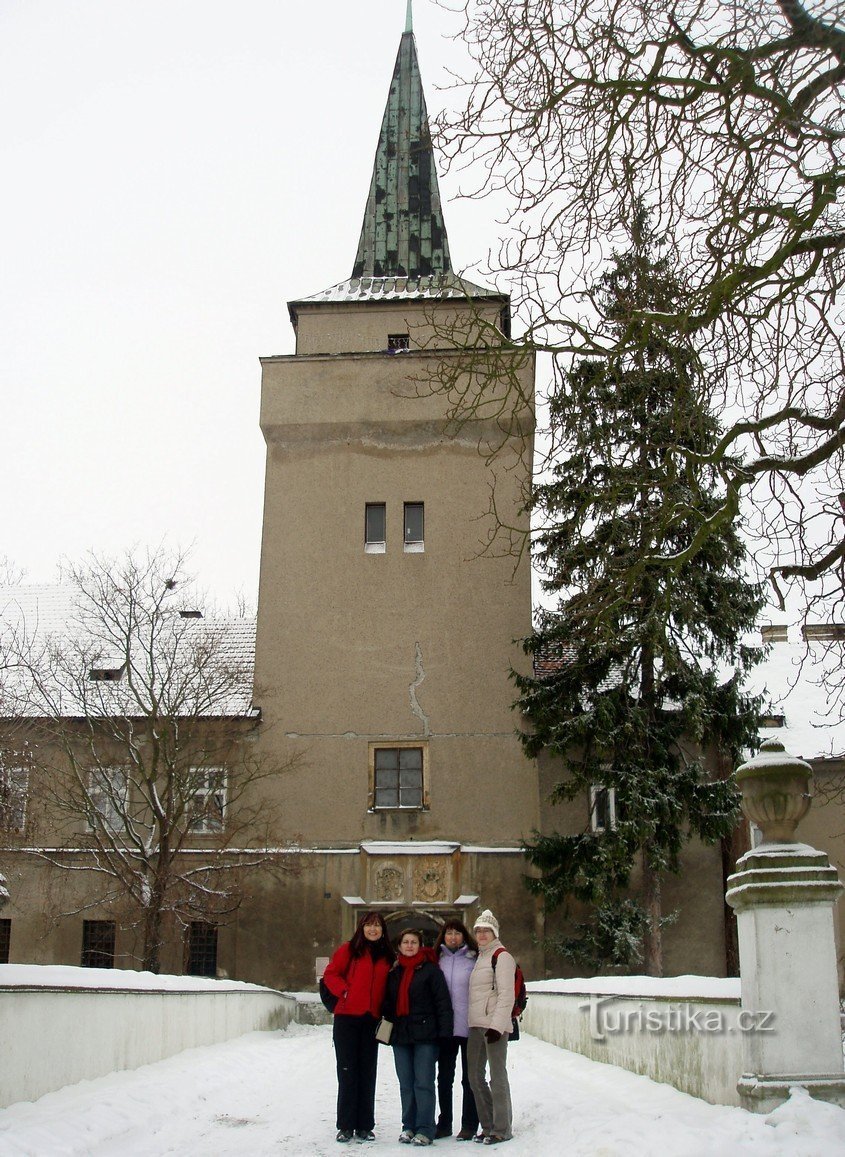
left=726, top=737, right=845, bottom=1112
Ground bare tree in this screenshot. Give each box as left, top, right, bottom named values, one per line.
left=0, top=549, right=297, bottom=973
left=433, top=0, right=845, bottom=637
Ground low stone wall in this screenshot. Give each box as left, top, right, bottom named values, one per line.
left=523, top=978, right=744, bottom=1106
left=0, top=967, right=298, bottom=1110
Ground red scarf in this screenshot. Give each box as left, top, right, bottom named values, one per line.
left=396, top=950, right=425, bottom=1016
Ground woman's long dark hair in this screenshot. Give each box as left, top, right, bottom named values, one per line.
left=348, top=910, right=395, bottom=962
left=434, top=919, right=477, bottom=955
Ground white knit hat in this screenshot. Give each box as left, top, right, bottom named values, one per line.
left=473, top=909, right=499, bottom=937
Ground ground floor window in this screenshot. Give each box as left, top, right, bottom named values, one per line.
left=0, top=918, right=10, bottom=963
left=186, top=921, right=218, bottom=977
left=81, top=919, right=116, bottom=968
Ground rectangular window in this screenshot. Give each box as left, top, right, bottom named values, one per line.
left=0, top=765, right=28, bottom=832
left=88, top=767, right=128, bottom=833
left=371, top=745, right=425, bottom=809
left=404, top=502, right=424, bottom=553
left=388, top=333, right=410, bottom=351
left=81, top=920, right=116, bottom=968
left=365, top=503, right=387, bottom=554
left=188, top=769, right=227, bottom=834
left=186, top=921, right=218, bottom=977
left=0, top=919, right=10, bottom=964
left=590, top=785, right=617, bottom=834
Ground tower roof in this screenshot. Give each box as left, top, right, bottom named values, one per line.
left=351, top=24, right=450, bottom=280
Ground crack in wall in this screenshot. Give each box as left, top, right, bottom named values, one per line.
left=409, top=641, right=430, bottom=736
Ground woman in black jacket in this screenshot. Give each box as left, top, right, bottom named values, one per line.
left=382, top=928, right=453, bottom=1147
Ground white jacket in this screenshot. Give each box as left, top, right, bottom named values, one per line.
left=467, top=938, right=516, bottom=1036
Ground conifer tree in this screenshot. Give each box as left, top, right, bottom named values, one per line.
left=516, top=209, right=765, bottom=975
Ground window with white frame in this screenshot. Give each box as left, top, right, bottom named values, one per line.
left=403, top=502, right=424, bottom=552
left=87, top=767, right=128, bottom=833
left=365, top=502, right=387, bottom=553
left=589, top=785, right=617, bottom=833
left=370, top=744, right=427, bottom=810
left=188, top=768, right=227, bottom=834
left=0, top=765, right=28, bottom=832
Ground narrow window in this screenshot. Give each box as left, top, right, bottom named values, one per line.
left=186, top=921, right=218, bottom=977
left=404, top=502, right=424, bottom=553
left=590, top=785, right=616, bottom=833
left=373, top=747, right=424, bottom=809
left=188, top=769, right=227, bottom=834
left=388, top=333, right=410, bottom=351
left=365, top=503, right=387, bottom=554
left=0, top=919, right=10, bottom=964
left=81, top=920, right=116, bottom=968
left=0, top=766, right=28, bottom=832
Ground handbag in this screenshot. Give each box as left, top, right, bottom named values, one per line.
left=375, top=1017, right=393, bottom=1044
left=319, top=976, right=339, bottom=1013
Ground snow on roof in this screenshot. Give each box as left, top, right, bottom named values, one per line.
left=290, top=272, right=506, bottom=309
left=746, top=630, right=845, bottom=762
left=0, top=584, right=257, bottom=719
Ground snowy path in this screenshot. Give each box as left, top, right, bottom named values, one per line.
left=1, top=1024, right=844, bottom=1156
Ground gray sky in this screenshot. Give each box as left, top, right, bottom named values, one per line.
left=1, top=0, right=492, bottom=603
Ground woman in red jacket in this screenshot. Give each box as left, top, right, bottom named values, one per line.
left=322, top=911, right=395, bottom=1143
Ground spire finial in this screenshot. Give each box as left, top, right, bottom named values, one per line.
left=405, top=0, right=413, bottom=33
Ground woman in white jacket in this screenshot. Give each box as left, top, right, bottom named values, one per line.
left=466, top=910, right=515, bottom=1145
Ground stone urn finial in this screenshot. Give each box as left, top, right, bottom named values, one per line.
left=735, top=737, right=813, bottom=844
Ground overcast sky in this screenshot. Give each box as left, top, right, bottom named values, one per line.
left=1, top=0, right=496, bottom=604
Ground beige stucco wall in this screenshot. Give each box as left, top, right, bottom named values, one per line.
left=292, top=299, right=507, bottom=356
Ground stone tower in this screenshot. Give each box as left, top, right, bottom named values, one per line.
left=251, top=8, right=538, bottom=985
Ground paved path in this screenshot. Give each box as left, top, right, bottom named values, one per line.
left=1, top=1025, right=843, bottom=1156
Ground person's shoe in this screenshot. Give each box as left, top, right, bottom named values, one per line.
left=472, top=1137, right=487, bottom=1145
left=412, top=1136, right=433, bottom=1147
left=457, top=1129, right=478, bottom=1141
left=399, top=1130, right=415, bottom=1144
left=483, top=1137, right=508, bottom=1146
left=435, top=1124, right=452, bottom=1138
left=355, top=1131, right=375, bottom=1142
left=336, top=1130, right=354, bottom=1143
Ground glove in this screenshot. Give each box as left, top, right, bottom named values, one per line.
left=484, top=1029, right=502, bottom=1043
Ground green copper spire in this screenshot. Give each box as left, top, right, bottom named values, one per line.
left=351, top=24, right=452, bottom=280
left=405, top=0, right=413, bottom=33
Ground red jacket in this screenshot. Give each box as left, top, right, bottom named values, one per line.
left=323, top=942, right=390, bottom=1017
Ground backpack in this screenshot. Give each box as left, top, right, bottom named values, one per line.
left=491, top=947, right=528, bottom=1037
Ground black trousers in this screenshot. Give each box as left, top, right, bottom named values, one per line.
left=436, top=1035, right=480, bottom=1134
left=333, top=1013, right=379, bottom=1132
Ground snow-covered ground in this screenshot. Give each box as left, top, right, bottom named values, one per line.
left=1, top=1023, right=844, bottom=1156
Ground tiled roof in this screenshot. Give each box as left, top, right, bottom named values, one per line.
left=0, top=584, right=256, bottom=719
left=290, top=272, right=505, bottom=310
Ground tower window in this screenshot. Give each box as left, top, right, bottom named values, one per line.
left=388, top=333, right=410, bottom=351
left=365, top=503, right=387, bottom=553
left=370, top=744, right=427, bottom=810
left=404, top=503, right=424, bottom=553
left=0, top=919, right=10, bottom=964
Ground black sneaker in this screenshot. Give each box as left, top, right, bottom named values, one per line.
left=336, top=1130, right=354, bottom=1143
left=355, top=1131, right=375, bottom=1142
left=436, top=1124, right=453, bottom=1138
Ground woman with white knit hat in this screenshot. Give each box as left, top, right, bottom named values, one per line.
left=466, top=909, right=515, bottom=1145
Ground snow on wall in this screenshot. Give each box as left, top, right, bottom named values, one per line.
left=522, top=980, right=744, bottom=1107
left=0, top=966, right=296, bottom=1110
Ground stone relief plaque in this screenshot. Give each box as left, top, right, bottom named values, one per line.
left=412, top=858, right=448, bottom=902
left=374, top=864, right=405, bottom=902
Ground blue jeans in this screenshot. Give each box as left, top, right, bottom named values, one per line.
left=392, top=1042, right=439, bottom=1140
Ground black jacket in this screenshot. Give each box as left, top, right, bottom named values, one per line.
left=382, top=959, right=453, bottom=1046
